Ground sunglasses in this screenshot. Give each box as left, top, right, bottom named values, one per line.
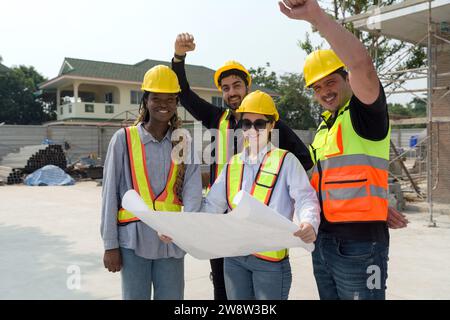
left=240, top=119, right=271, bottom=131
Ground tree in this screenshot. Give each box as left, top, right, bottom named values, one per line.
left=407, top=97, right=426, bottom=117
left=277, top=73, right=318, bottom=129
left=388, top=97, right=427, bottom=118
left=298, top=1, right=426, bottom=72
left=0, top=66, right=56, bottom=124
left=248, top=63, right=279, bottom=91
left=249, top=64, right=318, bottom=129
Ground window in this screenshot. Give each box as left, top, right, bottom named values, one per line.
left=130, top=90, right=144, bottom=104
left=60, top=107, right=63, bottom=115
left=212, top=96, right=224, bottom=108
left=68, top=105, right=72, bottom=113
left=85, top=104, right=94, bottom=113
left=105, top=92, right=113, bottom=104
left=105, top=105, right=114, bottom=114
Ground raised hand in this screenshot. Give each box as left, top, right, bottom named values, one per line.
left=278, top=0, right=322, bottom=22
left=175, top=33, right=196, bottom=57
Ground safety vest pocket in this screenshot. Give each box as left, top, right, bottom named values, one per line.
left=321, top=173, right=372, bottom=222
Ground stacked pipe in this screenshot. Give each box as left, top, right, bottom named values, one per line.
left=23, top=145, right=67, bottom=173
left=0, top=166, right=23, bottom=185
left=0, top=144, right=67, bottom=185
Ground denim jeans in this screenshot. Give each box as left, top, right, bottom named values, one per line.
left=223, top=255, right=292, bottom=300
left=120, top=248, right=185, bottom=300
left=312, top=232, right=389, bottom=300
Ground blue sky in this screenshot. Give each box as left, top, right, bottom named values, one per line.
left=1, top=0, right=419, bottom=103
left=1, top=0, right=317, bottom=77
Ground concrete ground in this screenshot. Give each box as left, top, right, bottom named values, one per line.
left=0, top=181, right=449, bottom=300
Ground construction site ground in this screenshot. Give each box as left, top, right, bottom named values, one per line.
left=1, top=181, right=449, bottom=300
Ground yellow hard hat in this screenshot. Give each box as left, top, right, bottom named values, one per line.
left=303, top=49, right=346, bottom=87
left=141, top=65, right=181, bottom=93
left=214, top=60, right=252, bottom=91
left=236, top=90, right=279, bottom=122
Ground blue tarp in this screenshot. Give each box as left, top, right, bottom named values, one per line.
left=24, top=165, right=75, bottom=186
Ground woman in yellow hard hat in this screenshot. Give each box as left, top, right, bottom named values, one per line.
left=173, top=33, right=314, bottom=300
left=202, top=90, right=320, bottom=300
left=101, top=65, right=202, bottom=300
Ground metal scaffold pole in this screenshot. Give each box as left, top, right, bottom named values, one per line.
left=427, top=0, right=436, bottom=228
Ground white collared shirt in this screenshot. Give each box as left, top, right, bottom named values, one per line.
left=202, top=144, right=321, bottom=234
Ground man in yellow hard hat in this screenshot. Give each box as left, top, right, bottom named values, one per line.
left=279, top=0, right=407, bottom=300
left=171, top=33, right=314, bottom=300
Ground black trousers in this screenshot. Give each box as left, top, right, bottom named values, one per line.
left=210, top=258, right=228, bottom=300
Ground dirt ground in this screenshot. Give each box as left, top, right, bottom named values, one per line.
left=1, top=181, right=449, bottom=300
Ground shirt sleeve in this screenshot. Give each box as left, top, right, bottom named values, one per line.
left=284, top=153, right=321, bottom=235
left=349, top=82, right=389, bottom=141
left=201, top=164, right=229, bottom=214
left=274, top=120, right=314, bottom=171
left=100, top=129, right=125, bottom=250
left=171, top=58, right=224, bottom=129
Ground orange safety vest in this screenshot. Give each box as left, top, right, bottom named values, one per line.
left=309, top=100, right=391, bottom=223
left=117, top=126, right=182, bottom=225
left=226, top=148, right=290, bottom=262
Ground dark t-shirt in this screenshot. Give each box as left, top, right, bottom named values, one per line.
left=171, top=59, right=314, bottom=186
left=319, top=83, right=390, bottom=244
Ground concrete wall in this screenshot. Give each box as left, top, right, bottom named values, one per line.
left=431, top=38, right=450, bottom=204
left=1, top=122, right=426, bottom=169
left=0, top=124, right=119, bottom=165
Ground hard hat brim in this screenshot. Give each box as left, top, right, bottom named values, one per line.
left=305, top=65, right=345, bottom=88
left=141, top=87, right=181, bottom=94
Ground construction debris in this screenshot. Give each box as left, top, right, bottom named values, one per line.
left=24, top=165, right=74, bottom=186
left=66, top=156, right=103, bottom=180
left=0, top=144, right=68, bottom=185
left=0, top=166, right=23, bottom=185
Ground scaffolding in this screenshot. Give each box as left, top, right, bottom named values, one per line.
left=342, top=0, right=450, bottom=226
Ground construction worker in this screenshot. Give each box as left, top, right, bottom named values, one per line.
left=100, top=65, right=202, bottom=300
left=172, top=32, right=314, bottom=300
left=202, top=90, right=320, bottom=300
left=279, top=0, right=399, bottom=299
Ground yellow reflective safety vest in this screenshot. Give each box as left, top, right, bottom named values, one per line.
left=226, top=148, right=289, bottom=262
left=117, top=126, right=182, bottom=225
left=206, top=110, right=233, bottom=194
left=309, top=100, right=391, bottom=223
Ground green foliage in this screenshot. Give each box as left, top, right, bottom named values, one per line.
left=248, top=63, right=279, bottom=91
left=249, top=64, right=318, bottom=129
left=277, top=73, right=318, bottom=129
left=298, top=0, right=426, bottom=72
left=0, top=66, right=56, bottom=124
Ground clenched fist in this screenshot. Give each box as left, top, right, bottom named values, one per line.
left=278, top=0, right=323, bottom=22
left=175, top=33, right=196, bottom=57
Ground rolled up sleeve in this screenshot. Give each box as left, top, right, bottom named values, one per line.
left=100, top=130, right=125, bottom=250
left=285, top=154, right=321, bottom=235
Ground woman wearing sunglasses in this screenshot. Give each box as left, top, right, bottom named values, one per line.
left=202, top=90, right=320, bottom=300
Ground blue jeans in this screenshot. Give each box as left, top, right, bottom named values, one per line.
left=120, top=248, right=184, bottom=300
left=312, top=232, right=389, bottom=300
left=223, top=255, right=292, bottom=300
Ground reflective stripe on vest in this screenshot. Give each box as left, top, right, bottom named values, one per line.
left=226, top=148, right=289, bottom=262
left=206, top=110, right=232, bottom=194
left=117, top=126, right=182, bottom=225
left=309, top=100, right=391, bottom=223
left=215, top=110, right=232, bottom=182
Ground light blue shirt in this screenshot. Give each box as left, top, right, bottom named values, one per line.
left=100, top=123, right=202, bottom=259
left=202, top=144, right=320, bottom=234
